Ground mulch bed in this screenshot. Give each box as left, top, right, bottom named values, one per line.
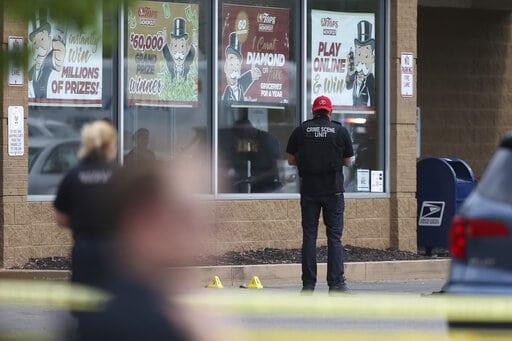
left=13, top=245, right=446, bottom=271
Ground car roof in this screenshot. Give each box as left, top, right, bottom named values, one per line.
left=29, top=138, right=80, bottom=149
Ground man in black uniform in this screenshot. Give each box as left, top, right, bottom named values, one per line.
left=286, top=96, right=354, bottom=293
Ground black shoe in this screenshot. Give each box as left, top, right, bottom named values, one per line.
left=301, top=286, right=315, bottom=295
left=329, top=283, right=347, bottom=295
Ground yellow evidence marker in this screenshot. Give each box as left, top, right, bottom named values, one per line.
left=207, top=276, right=224, bottom=289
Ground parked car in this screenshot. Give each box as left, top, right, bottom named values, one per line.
left=28, top=138, right=80, bottom=195
left=445, top=132, right=512, bottom=327
left=28, top=117, right=78, bottom=139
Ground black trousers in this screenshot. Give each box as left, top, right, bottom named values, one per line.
left=71, top=238, right=113, bottom=290
left=301, top=193, right=345, bottom=288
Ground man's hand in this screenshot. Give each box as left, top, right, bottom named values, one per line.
left=343, top=157, right=354, bottom=167
left=287, top=154, right=297, bottom=166
left=55, top=210, right=70, bottom=229
left=251, top=66, right=262, bottom=81
left=52, top=40, right=66, bottom=72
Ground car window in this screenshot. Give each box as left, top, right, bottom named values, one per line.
left=477, top=149, right=512, bottom=205
left=46, top=124, right=77, bottom=138
left=41, top=143, right=79, bottom=174
left=28, top=147, right=43, bottom=172
left=29, top=126, right=44, bottom=138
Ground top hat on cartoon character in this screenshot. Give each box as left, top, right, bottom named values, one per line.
left=29, top=8, right=51, bottom=41
left=354, top=20, right=375, bottom=50
left=171, top=17, right=188, bottom=39
left=225, top=32, right=242, bottom=60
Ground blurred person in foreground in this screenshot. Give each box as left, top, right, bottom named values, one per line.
left=286, top=96, right=354, bottom=294
left=76, top=162, right=226, bottom=341
left=54, top=120, right=119, bottom=290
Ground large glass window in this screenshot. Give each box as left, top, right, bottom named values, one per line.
left=123, top=0, right=212, bottom=192
left=28, top=7, right=117, bottom=196
left=308, top=0, right=387, bottom=193
left=28, top=0, right=388, bottom=199
left=217, top=0, right=301, bottom=194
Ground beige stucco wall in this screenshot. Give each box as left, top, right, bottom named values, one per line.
left=1, top=0, right=419, bottom=268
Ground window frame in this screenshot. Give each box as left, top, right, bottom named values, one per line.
left=29, top=0, right=390, bottom=201
left=214, top=0, right=390, bottom=200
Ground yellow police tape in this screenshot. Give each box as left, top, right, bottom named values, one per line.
left=0, top=280, right=108, bottom=312
left=3, top=279, right=512, bottom=323
left=179, top=291, right=512, bottom=323
left=243, top=330, right=512, bottom=341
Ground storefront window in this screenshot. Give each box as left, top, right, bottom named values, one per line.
left=123, top=0, right=212, bottom=192
left=28, top=8, right=116, bottom=196
left=308, top=0, right=387, bottom=193
left=217, top=0, right=301, bottom=194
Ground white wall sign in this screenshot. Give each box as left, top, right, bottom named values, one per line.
left=8, top=36, right=24, bottom=86
left=357, top=169, right=370, bottom=192
left=371, top=170, right=384, bottom=193
left=400, top=52, right=414, bottom=98
left=8, top=106, right=24, bottom=157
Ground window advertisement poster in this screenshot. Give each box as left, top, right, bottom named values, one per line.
left=127, top=1, right=199, bottom=107
left=28, top=8, right=103, bottom=107
left=311, top=10, right=375, bottom=114
left=220, top=4, right=290, bottom=107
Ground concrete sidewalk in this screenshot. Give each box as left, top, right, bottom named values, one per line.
left=0, top=259, right=450, bottom=287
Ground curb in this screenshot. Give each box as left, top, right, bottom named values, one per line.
left=0, top=270, right=69, bottom=281
left=173, top=259, right=450, bottom=287
left=0, top=259, right=450, bottom=286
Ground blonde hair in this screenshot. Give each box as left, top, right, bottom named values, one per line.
left=78, top=120, right=118, bottom=160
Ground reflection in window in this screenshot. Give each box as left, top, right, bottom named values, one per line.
left=41, top=142, right=80, bottom=174
left=218, top=0, right=301, bottom=194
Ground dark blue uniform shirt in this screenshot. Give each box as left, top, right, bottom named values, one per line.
left=287, top=116, right=354, bottom=196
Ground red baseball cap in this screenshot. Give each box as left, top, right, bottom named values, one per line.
left=312, top=96, right=333, bottom=113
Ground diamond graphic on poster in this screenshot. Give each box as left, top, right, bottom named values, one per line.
left=221, top=4, right=290, bottom=107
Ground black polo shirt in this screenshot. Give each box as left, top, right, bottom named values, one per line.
left=286, top=116, right=354, bottom=196
left=54, top=157, right=118, bottom=240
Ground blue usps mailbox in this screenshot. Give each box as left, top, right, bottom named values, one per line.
left=417, top=157, right=476, bottom=253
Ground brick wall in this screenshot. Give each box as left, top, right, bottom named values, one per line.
left=1, top=10, right=30, bottom=267
left=4, top=197, right=395, bottom=268
left=209, top=199, right=393, bottom=255
left=418, top=7, right=512, bottom=176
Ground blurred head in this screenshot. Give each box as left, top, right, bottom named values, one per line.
left=78, top=120, right=118, bottom=161
left=312, top=96, right=333, bottom=117
left=134, top=128, right=150, bottom=149
left=111, top=163, right=207, bottom=270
